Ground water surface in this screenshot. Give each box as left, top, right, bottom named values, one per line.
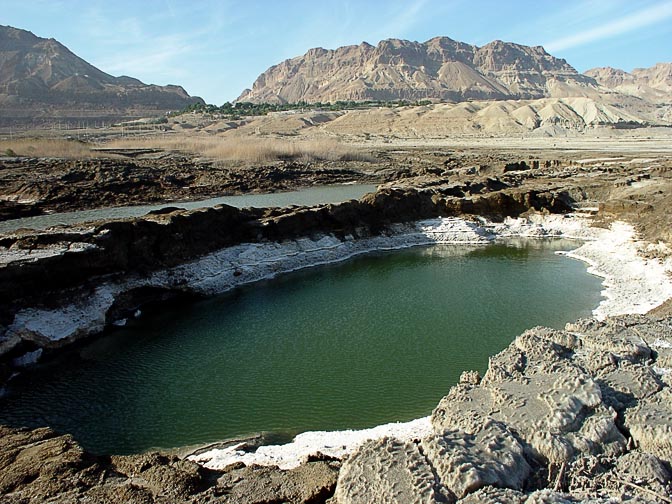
left=0, top=240, right=602, bottom=454
left=0, top=183, right=377, bottom=234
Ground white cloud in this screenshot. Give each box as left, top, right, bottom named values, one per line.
left=545, top=1, right=672, bottom=51
left=78, top=2, right=240, bottom=84
left=378, top=0, right=430, bottom=39
left=98, top=35, right=196, bottom=80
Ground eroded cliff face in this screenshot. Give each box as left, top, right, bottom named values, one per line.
left=238, top=37, right=596, bottom=104
left=585, top=63, right=672, bottom=104
left=0, top=184, right=573, bottom=326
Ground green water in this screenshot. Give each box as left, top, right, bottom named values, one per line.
left=0, top=240, right=603, bottom=455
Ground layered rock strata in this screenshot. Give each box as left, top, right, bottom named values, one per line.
left=585, top=63, right=672, bottom=104
left=239, top=37, right=596, bottom=103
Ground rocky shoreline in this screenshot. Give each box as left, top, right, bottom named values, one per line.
left=2, top=313, right=671, bottom=503
left=333, top=313, right=672, bottom=503
left=0, top=181, right=577, bottom=358
left=1, top=154, right=672, bottom=502
left=0, top=154, right=385, bottom=221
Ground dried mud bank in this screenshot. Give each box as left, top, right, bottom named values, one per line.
left=0, top=185, right=575, bottom=357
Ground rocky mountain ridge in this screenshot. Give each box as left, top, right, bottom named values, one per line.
left=0, top=25, right=203, bottom=126
left=238, top=36, right=599, bottom=103
left=585, top=63, right=672, bottom=103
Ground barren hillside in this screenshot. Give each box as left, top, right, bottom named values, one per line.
left=238, top=37, right=599, bottom=103
left=0, top=25, right=203, bottom=126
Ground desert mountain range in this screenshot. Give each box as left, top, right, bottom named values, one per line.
left=0, top=25, right=203, bottom=126
left=0, top=25, right=671, bottom=134
left=235, top=36, right=671, bottom=132
left=238, top=37, right=601, bottom=103
left=232, top=38, right=669, bottom=136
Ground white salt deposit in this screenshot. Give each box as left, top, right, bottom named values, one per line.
left=652, top=338, right=672, bottom=349
left=9, top=285, right=119, bottom=344
left=12, top=348, right=43, bottom=367
left=190, top=416, right=433, bottom=470
left=564, top=221, right=672, bottom=320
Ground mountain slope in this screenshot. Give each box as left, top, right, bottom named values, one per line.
left=314, top=97, right=652, bottom=138
left=0, top=25, right=203, bottom=125
left=238, top=37, right=599, bottom=103
left=585, top=63, right=672, bottom=103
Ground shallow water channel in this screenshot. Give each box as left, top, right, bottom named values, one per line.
left=0, top=239, right=603, bottom=455
left=0, top=184, right=378, bottom=234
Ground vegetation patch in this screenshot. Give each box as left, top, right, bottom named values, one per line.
left=175, top=99, right=435, bottom=119
left=0, top=139, right=98, bottom=158
left=104, top=136, right=373, bottom=163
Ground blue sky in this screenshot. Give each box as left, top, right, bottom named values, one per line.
left=4, top=0, right=672, bottom=104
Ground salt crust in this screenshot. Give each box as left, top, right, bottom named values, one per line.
left=6, top=214, right=672, bottom=469
left=192, top=417, right=433, bottom=471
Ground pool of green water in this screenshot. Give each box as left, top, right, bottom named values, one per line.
left=0, top=239, right=603, bottom=454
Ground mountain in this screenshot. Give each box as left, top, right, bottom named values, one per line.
left=0, top=25, right=203, bottom=126
left=237, top=37, right=599, bottom=104
left=585, top=63, right=672, bottom=103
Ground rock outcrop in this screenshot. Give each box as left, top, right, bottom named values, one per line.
left=238, top=37, right=598, bottom=104
left=0, top=424, right=339, bottom=503
left=335, top=315, right=672, bottom=503
left=0, top=25, right=203, bottom=126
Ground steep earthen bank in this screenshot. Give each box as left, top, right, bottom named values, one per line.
left=0, top=184, right=573, bottom=353
left=1, top=163, right=672, bottom=502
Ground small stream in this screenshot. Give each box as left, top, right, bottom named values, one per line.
left=0, top=183, right=378, bottom=234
